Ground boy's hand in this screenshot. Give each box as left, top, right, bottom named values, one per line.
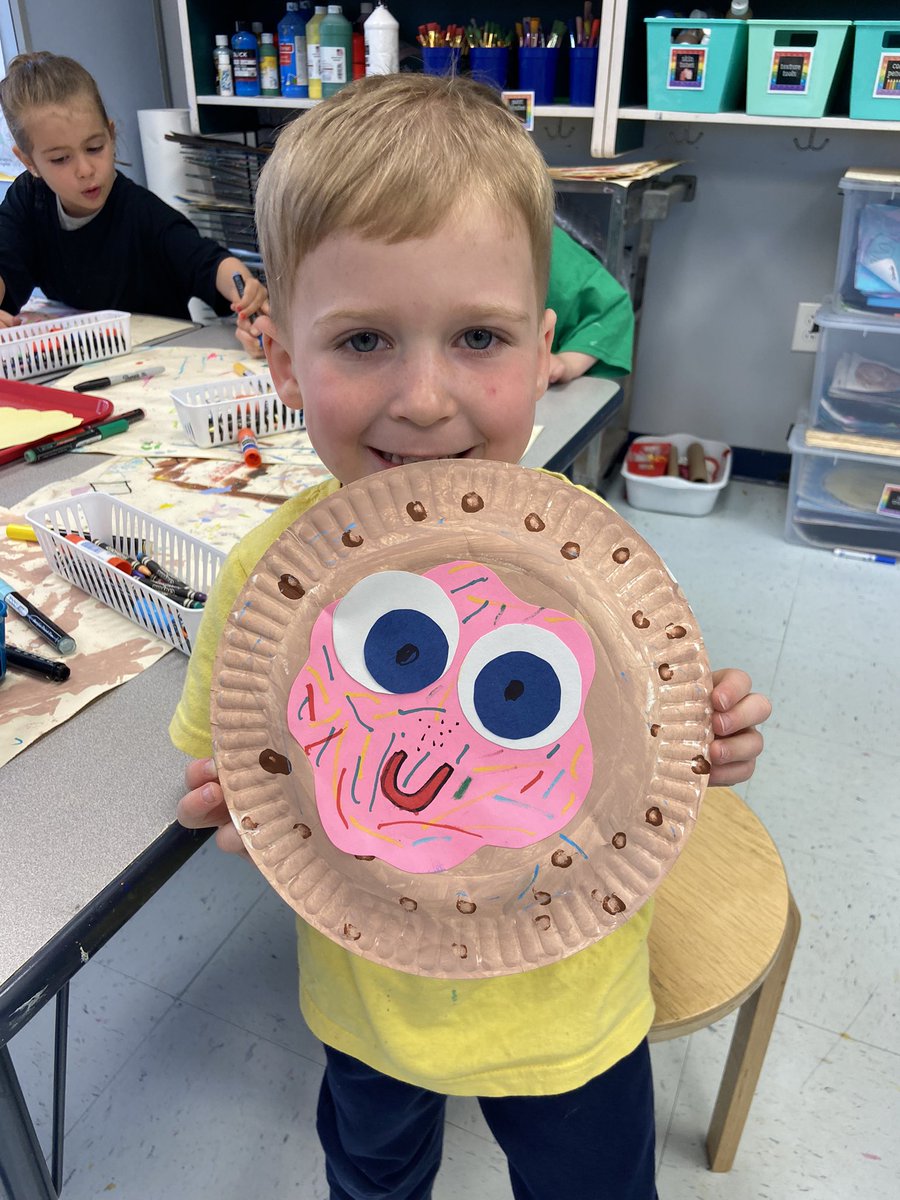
left=708, top=668, right=771, bottom=787
left=548, top=350, right=598, bottom=384
left=177, top=757, right=250, bottom=859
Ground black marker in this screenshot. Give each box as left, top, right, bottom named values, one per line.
left=5, top=644, right=71, bottom=682
left=0, top=577, right=76, bottom=654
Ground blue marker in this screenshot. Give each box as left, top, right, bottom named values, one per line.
left=0, top=576, right=76, bottom=654
left=832, top=548, right=896, bottom=566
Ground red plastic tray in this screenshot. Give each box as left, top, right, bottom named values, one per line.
left=0, top=380, right=114, bottom=465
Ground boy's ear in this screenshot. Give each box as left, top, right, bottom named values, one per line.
left=535, top=307, right=557, bottom=397
left=257, top=314, right=303, bottom=412
left=12, top=145, right=37, bottom=176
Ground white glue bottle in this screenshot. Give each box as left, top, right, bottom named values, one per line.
left=214, top=34, right=235, bottom=97
left=364, top=2, right=399, bottom=76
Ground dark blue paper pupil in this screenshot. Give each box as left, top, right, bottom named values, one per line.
left=473, top=651, right=561, bottom=740
left=364, top=609, right=449, bottom=694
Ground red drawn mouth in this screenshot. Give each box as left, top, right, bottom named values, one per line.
left=380, top=749, right=453, bottom=813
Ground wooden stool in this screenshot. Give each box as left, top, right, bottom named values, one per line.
left=648, top=786, right=801, bottom=1172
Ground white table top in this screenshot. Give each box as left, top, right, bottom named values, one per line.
left=0, top=331, right=620, bottom=1013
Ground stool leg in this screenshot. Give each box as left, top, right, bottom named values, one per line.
left=705, top=891, right=801, bottom=1172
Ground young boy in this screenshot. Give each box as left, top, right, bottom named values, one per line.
left=172, top=74, right=770, bottom=1200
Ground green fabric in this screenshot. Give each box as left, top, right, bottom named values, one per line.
left=547, top=225, right=634, bottom=378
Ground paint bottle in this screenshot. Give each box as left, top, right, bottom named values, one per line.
left=214, top=34, right=235, bottom=97
left=259, top=33, right=281, bottom=95
left=364, top=2, right=399, bottom=76
left=231, top=22, right=260, bottom=97
left=320, top=6, right=352, bottom=97
left=725, top=1, right=752, bottom=17
left=278, top=1, right=309, bottom=98
left=352, top=3, right=373, bottom=80
left=306, top=5, right=327, bottom=99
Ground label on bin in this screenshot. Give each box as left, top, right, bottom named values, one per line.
left=768, top=49, right=813, bottom=94
left=877, top=484, right=900, bottom=518
left=874, top=54, right=900, bottom=99
left=667, top=47, right=705, bottom=90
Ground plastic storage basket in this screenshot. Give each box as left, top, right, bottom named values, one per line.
left=171, top=373, right=304, bottom=448
left=621, top=433, right=732, bottom=516
left=806, top=304, right=900, bottom=438
left=746, top=20, right=851, bottom=118
left=850, top=21, right=900, bottom=121
left=645, top=17, right=748, bottom=114
left=832, top=171, right=900, bottom=317
left=26, top=492, right=224, bottom=656
left=785, top=422, right=900, bottom=555
left=0, top=310, right=130, bottom=381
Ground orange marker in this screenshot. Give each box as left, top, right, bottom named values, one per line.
left=237, top=426, right=262, bottom=468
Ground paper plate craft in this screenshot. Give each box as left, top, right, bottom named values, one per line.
left=211, top=459, right=713, bottom=978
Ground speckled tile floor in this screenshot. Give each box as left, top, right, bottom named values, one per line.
left=8, top=478, right=899, bottom=1199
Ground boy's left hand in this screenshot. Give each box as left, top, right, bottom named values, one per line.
left=708, top=668, right=771, bottom=787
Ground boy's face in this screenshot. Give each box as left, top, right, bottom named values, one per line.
left=263, top=202, right=555, bottom=485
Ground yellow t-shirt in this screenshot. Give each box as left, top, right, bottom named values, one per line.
left=170, top=472, right=655, bottom=1098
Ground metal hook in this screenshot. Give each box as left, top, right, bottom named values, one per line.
left=668, top=126, right=704, bottom=146
left=543, top=118, right=577, bottom=140
left=792, top=129, right=830, bottom=152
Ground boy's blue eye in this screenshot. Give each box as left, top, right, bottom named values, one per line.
left=464, top=329, right=494, bottom=351
left=349, top=331, right=380, bottom=353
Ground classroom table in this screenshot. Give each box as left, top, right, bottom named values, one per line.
left=0, top=324, right=621, bottom=1199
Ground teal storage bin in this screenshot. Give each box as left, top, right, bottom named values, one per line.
left=850, top=21, right=900, bottom=121
left=746, top=20, right=851, bottom=118
left=645, top=18, right=748, bottom=113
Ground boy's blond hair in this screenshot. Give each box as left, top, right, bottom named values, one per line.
left=256, top=73, right=554, bottom=324
left=0, top=52, right=111, bottom=154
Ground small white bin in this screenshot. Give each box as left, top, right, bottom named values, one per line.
left=0, top=310, right=131, bottom=380
left=621, top=433, right=732, bottom=516
left=26, top=492, right=224, bottom=656
left=171, top=373, right=304, bottom=448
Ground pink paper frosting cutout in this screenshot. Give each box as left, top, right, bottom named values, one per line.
left=286, top=561, right=596, bottom=873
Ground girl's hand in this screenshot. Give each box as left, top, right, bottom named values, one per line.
left=177, top=757, right=249, bottom=858
left=708, top=668, right=772, bottom=787
left=230, top=275, right=267, bottom=321
left=0, top=309, right=21, bottom=329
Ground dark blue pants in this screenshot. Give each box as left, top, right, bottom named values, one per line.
left=317, top=1039, right=658, bottom=1200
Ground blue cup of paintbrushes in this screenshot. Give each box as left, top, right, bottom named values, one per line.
left=517, top=46, right=559, bottom=105
left=569, top=45, right=599, bottom=106
left=422, top=46, right=461, bottom=76
left=469, top=46, right=509, bottom=90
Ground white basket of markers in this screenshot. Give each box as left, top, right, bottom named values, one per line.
left=26, top=492, right=225, bottom=656
left=0, top=310, right=131, bottom=381
left=171, top=372, right=304, bottom=448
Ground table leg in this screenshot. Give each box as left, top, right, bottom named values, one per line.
left=0, top=1044, right=57, bottom=1200
left=52, top=983, right=70, bottom=1193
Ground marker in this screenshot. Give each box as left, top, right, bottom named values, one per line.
left=233, top=362, right=256, bottom=377
left=4, top=644, right=71, bottom=682
left=833, top=548, right=896, bottom=566
left=5, top=524, right=38, bottom=542
left=0, top=577, right=76, bottom=654
left=237, top=426, right=262, bottom=468
left=233, top=272, right=264, bottom=347
left=73, top=365, right=165, bottom=392
left=24, top=415, right=139, bottom=462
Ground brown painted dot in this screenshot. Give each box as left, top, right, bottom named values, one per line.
left=341, top=530, right=363, bottom=548
left=240, top=815, right=259, bottom=831
left=612, top=546, right=630, bottom=564
left=691, top=754, right=711, bottom=776
left=657, top=663, right=674, bottom=681
left=533, top=890, right=551, bottom=906
left=560, top=541, right=580, bottom=560
left=645, top=806, right=663, bottom=827
left=602, top=894, right=626, bottom=915
left=277, top=573, right=305, bottom=600
left=632, top=610, right=650, bottom=629
left=259, top=748, right=292, bottom=775
left=452, top=942, right=468, bottom=959
left=534, top=913, right=551, bottom=931
left=612, top=832, right=627, bottom=849
left=406, top=501, right=427, bottom=522
left=399, top=896, right=418, bottom=912
left=293, top=823, right=312, bottom=838
left=354, top=854, right=375, bottom=861
left=461, top=492, right=484, bottom=513
left=650, top=724, right=661, bottom=737
left=456, top=898, right=477, bottom=915
left=342, top=923, right=362, bottom=941
left=524, top=512, right=545, bottom=533
left=551, top=849, right=572, bottom=868
left=666, top=623, right=687, bottom=639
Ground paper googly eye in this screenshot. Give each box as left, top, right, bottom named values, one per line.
left=332, top=570, right=460, bottom=695
left=457, top=624, right=583, bottom=749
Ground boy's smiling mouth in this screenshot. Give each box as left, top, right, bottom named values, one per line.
left=374, top=449, right=473, bottom=467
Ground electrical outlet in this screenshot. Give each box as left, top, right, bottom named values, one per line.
left=791, top=302, right=820, bottom=352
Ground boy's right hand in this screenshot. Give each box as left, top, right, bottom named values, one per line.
left=177, top=757, right=249, bottom=858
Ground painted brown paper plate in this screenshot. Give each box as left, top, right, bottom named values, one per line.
left=211, top=459, right=713, bottom=978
